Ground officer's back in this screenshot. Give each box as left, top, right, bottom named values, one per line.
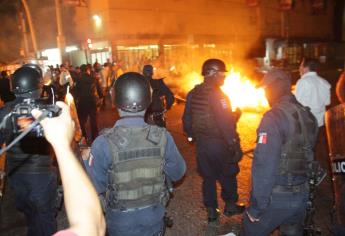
left=85, top=72, right=186, bottom=236
left=243, top=69, right=318, bottom=236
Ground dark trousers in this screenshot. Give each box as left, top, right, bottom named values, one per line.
left=8, top=172, right=57, bottom=236
left=196, top=137, right=239, bottom=208
left=106, top=207, right=164, bottom=236
left=78, top=103, right=99, bottom=142
left=242, top=191, right=308, bottom=236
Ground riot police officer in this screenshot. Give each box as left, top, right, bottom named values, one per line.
left=74, top=64, right=103, bottom=143
left=242, top=69, right=318, bottom=235
left=85, top=72, right=186, bottom=236
left=182, top=58, right=244, bottom=223
left=0, top=64, right=57, bottom=235
left=143, top=64, right=174, bottom=127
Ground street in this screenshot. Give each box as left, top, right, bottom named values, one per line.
left=0, top=102, right=334, bottom=236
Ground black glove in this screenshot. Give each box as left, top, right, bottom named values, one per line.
left=228, top=140, right=243, bottom=163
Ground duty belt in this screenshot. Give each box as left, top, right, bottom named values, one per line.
left=109, top=203, right=158, bottom=213
left=272, top=182, right=308, bottom=193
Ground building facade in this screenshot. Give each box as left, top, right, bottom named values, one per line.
left=70, top=0, right=336, bottom=70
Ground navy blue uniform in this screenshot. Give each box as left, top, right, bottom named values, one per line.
left=145, top=78, right=174, bottom=127
left=183, top=83, right=241, bottom=209
left=85, top=117, right=186, bottom=236
left=74, top=72, right=103, bottom=142
left=243, top=95, right=317, bottom=236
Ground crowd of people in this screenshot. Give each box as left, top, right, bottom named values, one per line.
left=0, top=56, right=344, bottom=236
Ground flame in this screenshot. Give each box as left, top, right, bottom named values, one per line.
left=182, top=71, right=203, bottom=93
left=175, top=67, right=268, bottom=111
left=221, top=69, right=269, bottom=111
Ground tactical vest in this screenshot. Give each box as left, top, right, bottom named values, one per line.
left=276, top=100, right=318, bottom=184
left=190, top=83, right=222, bottom=138
left=104, top=124, right=168, bottom=211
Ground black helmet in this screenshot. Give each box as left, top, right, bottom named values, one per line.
left=201, top=58, right=227, bottom=77
left=257, top=69, right=291, bottom=89
left=142, top=64, right=154, bottom=77
left=22, top=63, right=43, bottom=78
left=12, top=66, right=42, bottom=94
left=257, top=69, right=292, bottom=105
left=114, top=72, right=151, bottom=112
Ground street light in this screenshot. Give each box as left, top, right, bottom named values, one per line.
left=93, top=14, right=102, bottom=27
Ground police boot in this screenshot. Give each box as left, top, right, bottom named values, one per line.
left=207, top=207, right=220, bottom=223
left=223, top=202, right=245, bottom=216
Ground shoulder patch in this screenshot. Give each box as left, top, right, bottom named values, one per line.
left=257, top=132, right=267, bottom=144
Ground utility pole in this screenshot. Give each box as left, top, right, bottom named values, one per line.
left=19, top=11, right=29, bottom=57
left=21, top=0, right=39, bottom=58
left=55, top=0, right=66, bottom=64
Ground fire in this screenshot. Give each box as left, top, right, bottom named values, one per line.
left=175, top=67, right=269, bottom=111
left=221, top=69, right=269, bottom=111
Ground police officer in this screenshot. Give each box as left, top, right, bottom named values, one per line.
left=74, top=64, right=103, bottom=143
left=0, top=70, right=15, bottom=103
left=182, top=58, right=244, bottom=223
left=143, top=64, right=174, bottom=127
left=85, top=72, right=186, bottom=236
left=0, top=64, right=57, bottom=235
left=242, top=69, right=318, bottom=235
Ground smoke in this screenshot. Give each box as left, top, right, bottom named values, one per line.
left=0, top=15, right=21, bottom=63
left=28, top=0, right=77, bottom=49
left=0, top=0, right=77, bottom=63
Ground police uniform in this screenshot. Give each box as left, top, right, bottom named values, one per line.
left=243, top=94, right=318, bottom=236
left=74, top=66, right=103, bottom=142
left=183, top=81, right=242, bottom=215
left=0, top=98, right=57, bottom=236
left=143, top=65, right=174, bottom=128
left=85, top=117, right=186, bottom=236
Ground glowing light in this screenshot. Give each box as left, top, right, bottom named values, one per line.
left=221, top=69, right=269, bottom=111
left=93, top=15, right=102, bottom=27
left=65, top=46, right=78, bottom=53
left=178, top=68, right=268, bottom=111
left=181, top=71, right=203, bottom=93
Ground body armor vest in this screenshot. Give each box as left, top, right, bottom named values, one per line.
left=276, top=100, right=318, bottom=185
left=104, top=124, right=168, bottom=211
left=190, top=83, right=222, bottom=138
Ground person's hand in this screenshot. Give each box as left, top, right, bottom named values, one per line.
left=31, top=101, right=75, bottom=149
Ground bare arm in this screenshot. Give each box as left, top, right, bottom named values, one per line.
left=32, top=101, right=105, bottom=236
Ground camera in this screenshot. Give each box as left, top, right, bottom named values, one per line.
left=11, top=98, right=61, bottom=137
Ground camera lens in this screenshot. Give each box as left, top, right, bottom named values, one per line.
left=20, top=108, right=29, bottom=114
